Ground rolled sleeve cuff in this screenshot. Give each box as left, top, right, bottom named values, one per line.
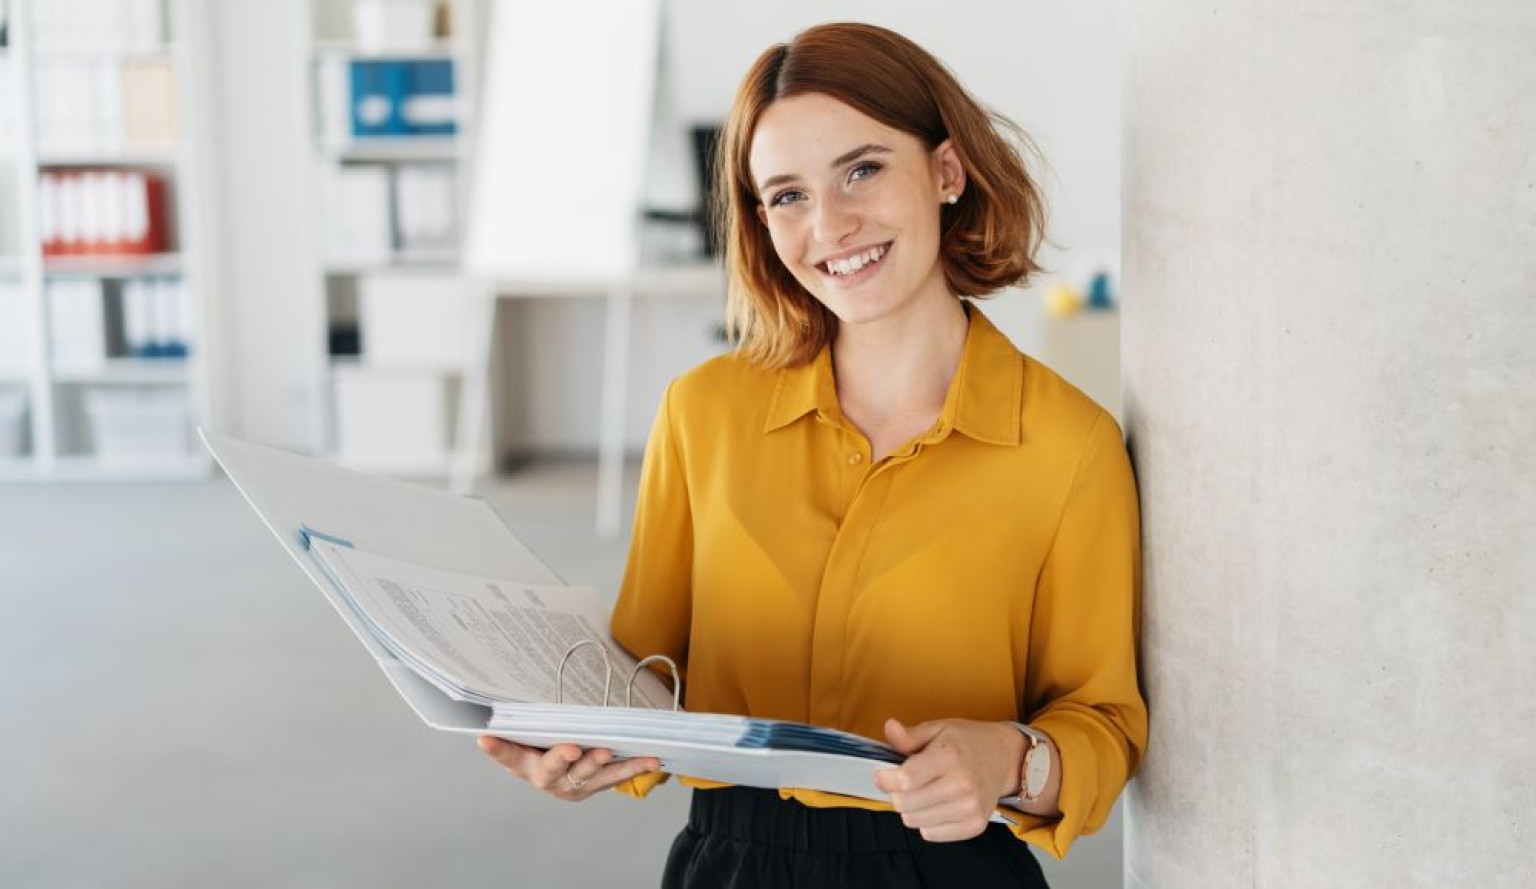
left=611, top=769, right=671, bottom=799
left=998, top=710, right=1102, bottom=860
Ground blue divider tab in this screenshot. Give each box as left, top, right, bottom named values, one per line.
left=299, top=525, right=356, bottom=551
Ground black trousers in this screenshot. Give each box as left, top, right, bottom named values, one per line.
left=661, top=786, right=1050, bottom=888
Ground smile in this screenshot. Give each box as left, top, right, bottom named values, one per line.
left=817, top=242, right=892, bottom=283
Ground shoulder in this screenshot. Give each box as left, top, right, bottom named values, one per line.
left=667, top=350, right=775, bottom=407
left=659, top=350, right=780, bottom=435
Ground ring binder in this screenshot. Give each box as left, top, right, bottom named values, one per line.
left=209, top=431, right=1010, bottom=818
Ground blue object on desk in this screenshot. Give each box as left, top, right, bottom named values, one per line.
left=1087, top=271, right=1115, bottom=310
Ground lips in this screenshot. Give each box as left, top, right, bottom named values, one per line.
left=816, top=241, right=893, bottom=286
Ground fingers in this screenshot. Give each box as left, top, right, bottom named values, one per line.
left=894, top=796, right=977, bottom=831
left=474, top=737, right=583, bottom=788
left=889, top=770, right=974, bottom=814
left=477, top=735, right=546, bottom=778
left=881, top=744, right=949, bottom=794
left=884, top=717, right=946, bottom=755
left=574, top=754, right=663, bottom=797
left=561, top=746, right=616, bottom=790
left=546, top=748, right=661, bottom=801
left=530, top=743, right=585, bottom=791
left=476, top=737, right=661, bottom=802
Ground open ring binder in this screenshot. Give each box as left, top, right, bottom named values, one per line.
left=555, top=641, right=682, bottom=711
left=199, top=430, right=1023, bottom=826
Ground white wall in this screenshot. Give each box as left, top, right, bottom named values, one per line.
left=1122, top=2, right=1536, bottom=884
left=508, top=0, right=1121, bottom=453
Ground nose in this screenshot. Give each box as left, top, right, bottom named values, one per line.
left=810, top=191, right=859, bottom=247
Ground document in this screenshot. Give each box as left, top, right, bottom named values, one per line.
left=307, top=538, right=674, bottom=710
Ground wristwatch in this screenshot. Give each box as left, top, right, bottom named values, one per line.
left=998, top=722, right=1052, bottom=807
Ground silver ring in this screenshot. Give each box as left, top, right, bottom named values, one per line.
left=565, top=772, right=588, bottom=791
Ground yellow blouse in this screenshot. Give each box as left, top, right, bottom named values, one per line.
left=609, top=304, right=1147, bottom=859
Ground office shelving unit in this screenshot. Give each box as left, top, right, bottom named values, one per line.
left=303, top=0, right=483, bottom=476
left=0, top=0, right=217, bottom=481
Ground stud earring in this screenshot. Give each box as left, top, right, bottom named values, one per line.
left=946, top=193, right=959, bottom=205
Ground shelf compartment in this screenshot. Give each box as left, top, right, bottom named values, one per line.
left=44, top=253, right=183, bottom=278
left=319, top=139, right=462, bottom=162
left=312, top=40, right=456, bottom=61
left=36, top=150, right=180, bottom=167
left=51, top=359, right=190, bottom=385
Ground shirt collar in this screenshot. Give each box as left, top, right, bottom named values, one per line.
left=762, top=303, right=1023, bottom=447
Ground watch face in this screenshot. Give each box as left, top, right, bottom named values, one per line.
left=1025, top=746, right=1051, bottom=797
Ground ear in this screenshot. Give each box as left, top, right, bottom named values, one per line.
left=756, top=202, right=768, bottom=227
left=932, top=138, right=966, bottom=201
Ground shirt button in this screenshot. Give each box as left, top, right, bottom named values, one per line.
left=847, top=452, right=863, bottom=466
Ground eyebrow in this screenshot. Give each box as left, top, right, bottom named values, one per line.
left=756, top=143, right=893, bottom=194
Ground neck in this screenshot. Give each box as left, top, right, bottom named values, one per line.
left=831, top=294, right=970, bottom=424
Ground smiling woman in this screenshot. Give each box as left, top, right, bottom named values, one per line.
left=475, top=21, right=1146, bottom=889
left=722, top=24, right=1048, bottom=369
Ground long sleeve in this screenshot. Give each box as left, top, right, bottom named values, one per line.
left=609, top=382, right=694, bottom=799
left=1007, top=411, right=1149, bottom=858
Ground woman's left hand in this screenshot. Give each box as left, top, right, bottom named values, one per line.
left=873, top=717, right=1024, bottom=842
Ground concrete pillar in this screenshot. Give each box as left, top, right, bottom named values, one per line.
left=1120, top=4, right=1535, bottom=886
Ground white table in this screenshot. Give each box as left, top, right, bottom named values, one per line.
left=450, top=261, right=727, bottom=537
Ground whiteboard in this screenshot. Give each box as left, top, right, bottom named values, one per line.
left=463, top=0, right=663, bottom=282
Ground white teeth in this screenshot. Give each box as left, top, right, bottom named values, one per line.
left=826, top=244, right=887, bottom=276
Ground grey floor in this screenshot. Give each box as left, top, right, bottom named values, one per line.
left=0, top=462, right=1121, bottom=888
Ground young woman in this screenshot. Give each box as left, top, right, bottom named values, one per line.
left=478, top=22, right=1147, bottom=887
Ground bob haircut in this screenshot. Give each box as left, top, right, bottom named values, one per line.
left=717, top=22, right=1048, bottom=369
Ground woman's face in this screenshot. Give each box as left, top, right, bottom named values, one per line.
left=749, top=92, right=964, bottom=330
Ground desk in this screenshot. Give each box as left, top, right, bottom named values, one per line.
left=450, top=261, right=727, bottom=537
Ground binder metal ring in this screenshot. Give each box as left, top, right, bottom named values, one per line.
left=556, top=639, right=613, bottom=706
left=625, top=654, right=682, bottom=711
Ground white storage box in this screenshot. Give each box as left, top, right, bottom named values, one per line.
left=85, top=388, right=191, bottom=461
left=359, top=273, right=471, bottom=370
left=0, top=389, right=28, bottom=458
left=333, top=368, right=456, bottom=471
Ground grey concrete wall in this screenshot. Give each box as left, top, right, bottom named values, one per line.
left=1121, top=3, right=1535, bottom=886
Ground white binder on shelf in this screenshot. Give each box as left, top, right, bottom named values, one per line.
left=199, top=430, right=996, bottom=816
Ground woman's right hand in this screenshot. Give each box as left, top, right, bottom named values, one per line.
left=477, top=735, right=661, bottom=802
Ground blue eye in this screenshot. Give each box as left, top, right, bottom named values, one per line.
left=850, top=161, right=882, bottom=181
left=767, top=162, right=881, bottom=209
